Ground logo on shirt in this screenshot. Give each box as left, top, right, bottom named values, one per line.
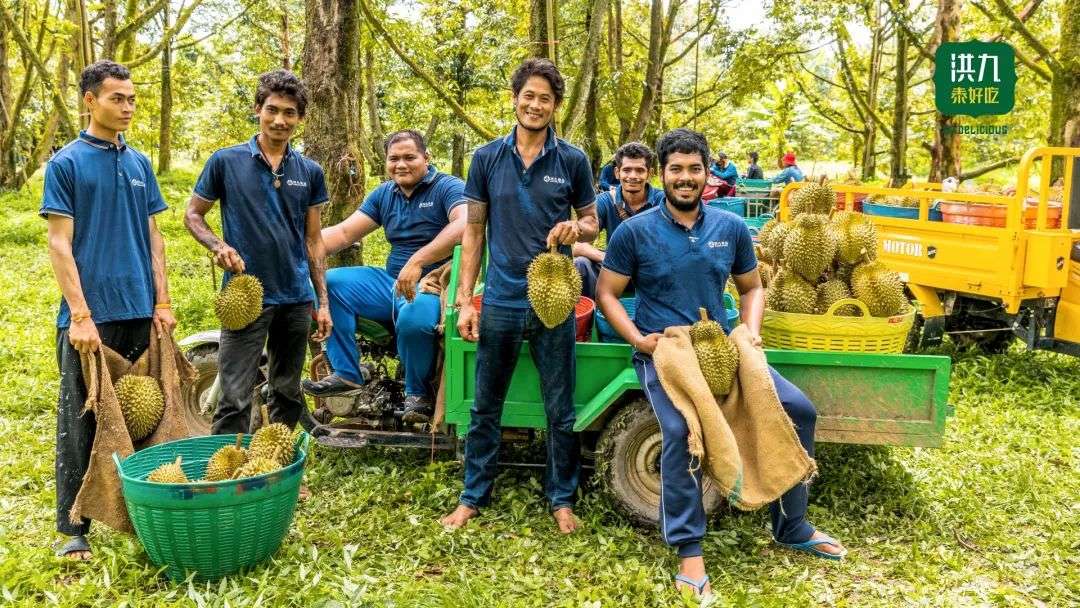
left=543, top=175, right=566, bottom=184
left=130, top=178, right=145, bottom=188
left=286, top=179, right=307, bottom=187
left=707, top=240, right=730, bottom=248
left=418, top=201, right=435, bottom=209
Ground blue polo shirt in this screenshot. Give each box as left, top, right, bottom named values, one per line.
left=711, top=161, right=739, bottom=186
left=603, top=202, right=756, bottom=336
left=464, top=127, right=596, bottom=308
left=772, top=165, right=805, bottom=184
left=194, top=135, right=329, bottom=305
left=595, top=184, right=665, bottom=237
left=358, top=165, right=465, bottom=278
left=39, top=131, right=168, bottom=328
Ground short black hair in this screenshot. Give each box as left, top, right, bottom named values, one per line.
left=79, top=60, right=131, bottom=96
left=255, top=69, right=309, bottom=117
left=510, top=58, right=565, bottom=104
left=749, top=151, right=759, bottom=162
left=384, top=129, right=428, bottom=154
left=613, top=142, right=655, bottom=169
left=655, top=128, right=710, bottom=169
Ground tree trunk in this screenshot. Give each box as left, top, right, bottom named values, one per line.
left=890, top=2, right=910, bottom=188
left=117, top=0, right=139, bottom=61
left=281, top=7, right=292, bottom=69
left=861, top=11, right=884, bottom=180
left=560, top=0, right=608, bottom=134
left=303, top=0, right=365, bottom=267
left=0, top=21, right=13, bottom=187
left=528, top=0, right=558, bottom=62
left=1047, top=0, right=1080, bottom=155
left=584, top=43, right=602, bottom=175
left=157, top=6, right=172, bottom=174
left=626, top=0, right=665, bottom=141
left=102, top=0, right=119, bottom=58
left=930, top=0, right=962, bottom=181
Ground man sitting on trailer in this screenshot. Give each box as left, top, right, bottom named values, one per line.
left=572, top=142, right=665, bottom=298
left=595, top=128, right=846, bottom=599
left=771, top=151, right=805, bottom=185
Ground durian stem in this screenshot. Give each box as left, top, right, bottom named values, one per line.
left=260, top=403, right=271, bottom=429
left=698, top=307, right=709, bottom=322
left=235, top=433, right=243, bottom=449
left=549, top=244, right=557, bottom=254
left=174, top=456, right=183, bottom=466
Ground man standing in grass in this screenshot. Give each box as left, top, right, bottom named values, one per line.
left=440, top=59, right=599, bottom=533
left=42, top=60, right=175, bottom=560
left=184, top=70, right=332, bottom=438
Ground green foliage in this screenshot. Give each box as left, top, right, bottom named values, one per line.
left=0, top=173, right=1077, bottom=605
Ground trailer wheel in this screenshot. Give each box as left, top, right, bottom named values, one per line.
left=595, top=400, right=722, bottom=527
left=182, top=345, right=219, bottom=435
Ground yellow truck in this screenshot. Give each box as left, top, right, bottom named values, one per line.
left=781, top=147, right=1080, bottom=354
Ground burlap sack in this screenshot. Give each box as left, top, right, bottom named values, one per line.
left=419, top=262, right=453, bottom=427
left=71, top=326, right=196, bottom=533
left=652, top=324, right=816, bottom=510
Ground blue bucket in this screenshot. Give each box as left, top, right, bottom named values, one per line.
left=862, top=201, right=942, bottom=221
left=708, top=197, right=747, bottom=217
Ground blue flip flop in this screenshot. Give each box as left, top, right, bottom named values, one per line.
left=674, top=573, right=710, bottom=597
left=54, top=534, right=91, bottom=559
left=778, top=535, right=847, bottom=561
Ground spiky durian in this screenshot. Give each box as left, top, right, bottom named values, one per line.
left=214, top=274, right=264, bottom=330
left=147, top=456, right=189, bottom=483
left=115, top=375, right=164, bottom=442
left=526, top=245, right=581, bottom=328
left=689, top=308, right=739, bottom=397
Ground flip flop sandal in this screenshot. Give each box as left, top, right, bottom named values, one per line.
left=674, top=573, right=711, bottom=597
left=777, top=535, right=847, bottom=561
left=54, top=535, right=91, bottom=559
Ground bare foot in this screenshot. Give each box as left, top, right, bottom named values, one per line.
left=674, top=556, right=712, bottom=597
left=298, top=484, right=312, bottom=502
left=64, top=550, right=92, bottom=561
left=809, top=530, right=846, bottom=556
left=440, top=504, right=478, bottom=530
left=552, top=507, right=578, bottom=534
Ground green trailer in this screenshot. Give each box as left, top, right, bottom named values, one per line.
left=181, top=245, right=953, bottom=525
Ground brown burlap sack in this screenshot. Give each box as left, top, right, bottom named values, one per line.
left=652, top=324, right=816, bottom=510
left=71, top=326, right=196, bottom=533
left=419, top=262, right=453, bottom=427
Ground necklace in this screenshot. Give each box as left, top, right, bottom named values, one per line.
left=270, top=166, right=284, bottom=189
left=256, top=136, right=286, bottom=188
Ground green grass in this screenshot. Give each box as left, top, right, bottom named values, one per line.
left=0, top=173, right=1077, bottom=607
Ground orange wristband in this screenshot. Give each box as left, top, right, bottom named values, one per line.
left=155, top=302, right=172, bottom=309
left=71, top=311, right=92, bottom=323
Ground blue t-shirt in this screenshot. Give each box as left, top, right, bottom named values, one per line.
left=772, top=165, right=805, bottom=184
left=358, top=165, right=465, bottom=278
left=603, top=203, right=756, bottom=336
left=464, top=127, right=596, bottom=308
left=711, top=161, right=739, bottom=186
left=598, top=161, right=617, bottom=191
left=194, top=135, right=329, bottom=305
left=595, top=184, right=665, bottom=237
left=39, top=131, right=168, bottom=328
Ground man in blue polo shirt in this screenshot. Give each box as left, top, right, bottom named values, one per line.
left=185, top=70, right=331, bottom=436
left=596, top=129, right=846, bottom=598
left=572, top=141, right=664, bottom=298
left=440, top=59, right=598, bottom=534
left=301, top=130, right=466, bottom=423
left=42, top=61, right=175, bottom=560
left=710, top=151, right=738, bottom=186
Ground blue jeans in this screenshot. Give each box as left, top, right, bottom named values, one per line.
left=325, top=266, right=441, bottom=397
left=460, top=304, right=580, bottom=510
left=633, top=354, right=817, bottom=558
left=573, top=256, right=601, bottom=300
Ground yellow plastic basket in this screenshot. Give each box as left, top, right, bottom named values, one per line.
left=761, top=298, right=915, bottom=353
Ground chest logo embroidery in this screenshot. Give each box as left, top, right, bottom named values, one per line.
left=286, top=179, right=308, bottom=187
left=542, top=175, right=566, bottom=184
left=418, top=201, right=435, bottom=208
left=707, top=240, right=729, bottom=248
left=130, top=178, right=146, bottom=188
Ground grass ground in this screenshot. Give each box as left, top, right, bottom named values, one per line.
left=0, top=171, right=1077, bottom=607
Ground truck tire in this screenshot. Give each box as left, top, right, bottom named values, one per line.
left=595, top=400, right=722, bottom=527
left=182, top=345, right=219, bottom=435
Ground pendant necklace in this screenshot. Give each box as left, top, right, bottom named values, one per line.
left=271, top=166, right=284, bottom=189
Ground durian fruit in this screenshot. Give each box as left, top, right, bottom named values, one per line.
left=850, top=261, right=908, bottom=317
left=115, top=375, right=164, bottom=441
left=147, top=456, right=189, bottom=483
left=830, top=211, right=878, bottom=266
left=763, top=222, right=791, bottom=264
left=781, top=214, right=837, bottom=282
left=249, top=404, right=295, bottom=466
left=203, top=434, right=248, bottom=482
left=757, top=219, right=780, bottom=262
left=790, top=179, right=835, bottom=216
left=689, top=308, right=740, bottom=397
left=214, top=273, right=264, bottom=330
left=815, top=279, right=859, bottom=316
left=526, top=245, right=582, bottom=328
left=765, top=268, right=817, bottom=314
left=232, top=450, right=282, bottom=480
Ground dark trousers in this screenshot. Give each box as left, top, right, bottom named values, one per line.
left=459, top=304, right=580, bottom=510
left=212, top=303, right=311, bottom=435
left=633, top=354, right=817, bottom=558
left=55, top=318, right=151, bottom=536
left=573, top=257, right=602, bottom=300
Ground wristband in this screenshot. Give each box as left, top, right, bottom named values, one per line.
left=71, top=311, right=92, bottom=323
left=155, top=302, right=172, bottom=310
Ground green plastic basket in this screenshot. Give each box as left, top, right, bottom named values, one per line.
left=113, top=432, right=308, bottom=582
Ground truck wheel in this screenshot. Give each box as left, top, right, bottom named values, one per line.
left=595, top=400, right=722, bottom=527
left=182, top=345, right=219, bottom=435
left=945, top=314, right=1014, bottom=354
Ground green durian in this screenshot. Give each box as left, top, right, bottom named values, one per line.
left=689, top=308, right=739, bottom=397
left=765, top=268, right=817, bottom=314
left=214, top=273, right=264, bottom=330
left=115, top=375, right=164, bottom=442
left=249, top=404, right=295, bottom=465
left=781, top=214, right=837, bottom=282
left=815, top=279, right=859, bottom=316
left=147, top=456, right=189, bottom=483
left=830, top=211, right=877, bottom=266
left=791, top=180, right=835, bottom=216
left=850, top=261, right=908, bottom=317
left=232, top=453, right=281, bottom=480
left=526, top=245, right=581, bottom=328
left=203, top=434, right=248, bottom=482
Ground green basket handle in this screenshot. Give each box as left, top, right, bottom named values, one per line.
left=111, top=452, right=124, bottom=476
left=824, top=297, right=870, bottom=317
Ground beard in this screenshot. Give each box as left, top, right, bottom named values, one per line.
left=663, top=180, right=703, bottom=211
